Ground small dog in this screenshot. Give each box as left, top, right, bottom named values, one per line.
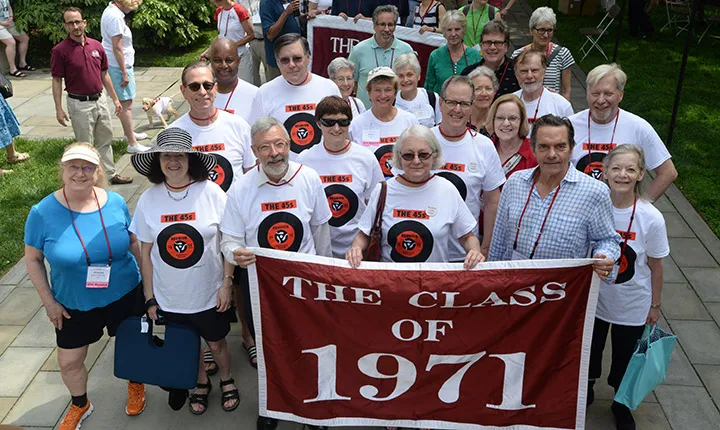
left=142, top=96, right=178, bottom=128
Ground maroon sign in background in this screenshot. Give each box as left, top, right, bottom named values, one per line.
left=252, top=253, right=596, bottom=428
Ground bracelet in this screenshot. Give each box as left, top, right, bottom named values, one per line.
left=145, top=297, right=158, bottom=311
left=650, top=302, right=661, bottom=309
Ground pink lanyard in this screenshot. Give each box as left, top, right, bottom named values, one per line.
left=63, top=188, right=113, bottom=265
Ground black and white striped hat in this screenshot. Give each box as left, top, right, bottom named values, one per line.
left=130, top=128, right=217, bottom=177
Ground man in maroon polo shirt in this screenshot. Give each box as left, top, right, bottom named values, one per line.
left=51, top=7, right=132, bottom=184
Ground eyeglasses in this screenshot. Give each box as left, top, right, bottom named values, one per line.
left=400, top=152, right=434, bottom=161
left=495, top=115, right=521, bottom=123
left=533, top=27, right=554, bottom=35
left=333, top=77, right=354, bottom=83
left=278, top=55, right=305, bottom=65
left=186, top=81, right=216, bottom=91
left=443, top=99, right=473, bottom=110
left=481, top=40, right=506, bottom=48
left=64, top=164, right=97, bottom=174
left=257, top=141, right=289, bottom=153
left=64, top=20, right=84, bottom=26
left=318, top=118, right=351, bottom=127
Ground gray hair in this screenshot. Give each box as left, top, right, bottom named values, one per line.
left=181, top=60, right=215, bottom=85
left=468, top=66, right=498, bottom=91
left=327, top=57, right=356, bottom=80
left=439, top=75, right=474, bottom=102
left=373, top=5, right=399, bottom=25
left=250, top=116, right=290, bottom=146
left=393, top=53, right=421, bottom=75
left=440, top=10, right=467, bottom=34
left=392, top=125, right=444, bottom=170
left=603, top=144, right=648, bottom=200
left=529, top=6, right=556, bottom=29
left=586, top=63, right=628, bottom=91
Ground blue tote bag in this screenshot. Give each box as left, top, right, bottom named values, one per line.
left=614, top=324, right=677, bottom=410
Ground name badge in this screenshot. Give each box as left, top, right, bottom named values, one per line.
left=362, top=129, right=380, bottom=146
left=511, top=249, right=529, bottom=261
left=86, top=264, right=111, bottom=288
left=413, top=107, right=433, bottom=121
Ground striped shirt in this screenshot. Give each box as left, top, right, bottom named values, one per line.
left=511, top=44, right=575, bottom=94
left=489, top=165, right=621, bottom=263
left=413, top=1, right=441, bottom=29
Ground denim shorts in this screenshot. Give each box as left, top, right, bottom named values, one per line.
left=108, top=65, right=136, bottom=101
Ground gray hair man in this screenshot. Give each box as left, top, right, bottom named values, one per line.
left=512, top=49, right=573, bottom=126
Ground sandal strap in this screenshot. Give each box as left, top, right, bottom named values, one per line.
left=203, top=350, right=215, bottom=363
left=220, top=378, right=235, bottom=387
left=196, top=380, right=212, bottom=391
left=221, top=390, right=240, bottom=400
left=247, top=345, right=257, bottom=359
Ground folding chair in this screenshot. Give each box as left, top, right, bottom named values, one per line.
left=579, top=5, right=622, bottom=61
left=698, top=9, right=720, bottom=43
left=660, top=0, right=691, bottom=34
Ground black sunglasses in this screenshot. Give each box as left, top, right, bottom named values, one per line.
left=318, top=118, right=351, bottom=127
left=186, top=81, right=216, bottom=92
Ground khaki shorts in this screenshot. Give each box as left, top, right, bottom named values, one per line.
left=0, top=23, right=24, bottom=40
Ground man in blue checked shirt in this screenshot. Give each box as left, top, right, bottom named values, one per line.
left=489, top=114, right=620, bottom=281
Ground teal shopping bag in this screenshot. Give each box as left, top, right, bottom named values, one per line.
left=614, top=324, right=677, bottom=410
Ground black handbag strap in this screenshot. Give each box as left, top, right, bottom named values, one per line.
left=371, top=181, right=388, bottom=234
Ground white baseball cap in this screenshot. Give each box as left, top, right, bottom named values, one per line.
left=367, top=66, right=397, bottom=84
left=61, top=145, right=100, bottom=165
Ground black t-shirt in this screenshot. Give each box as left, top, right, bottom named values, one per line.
left=460, top=56, right=520, bottom=99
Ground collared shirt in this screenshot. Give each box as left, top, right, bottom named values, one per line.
left=489, top=164, right=621, bottom=263
left=260, top=0, right=301, bottom=68
left=50, top=35, right=108, bottom=95
left=348, top=35, right=414, bottom=106
left=493, top=137, right=538, bottom=178
left=460, top=56, right=521, bottom=98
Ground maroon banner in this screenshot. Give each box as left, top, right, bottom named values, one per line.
left=307, top=15, right=446, bottom=85
left=249, top=250, right=599, bottom=429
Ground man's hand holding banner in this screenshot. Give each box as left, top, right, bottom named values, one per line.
left=248, top=249, right=600, bottom=429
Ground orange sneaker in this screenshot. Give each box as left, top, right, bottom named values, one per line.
left=126, top=382, right=146, bottom=416
left=59, top=401, right=93, bottom=430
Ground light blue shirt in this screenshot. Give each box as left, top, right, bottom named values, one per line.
left=489, top=164, right=621, bottom=263
left=348, top=35, right=413, bottom=107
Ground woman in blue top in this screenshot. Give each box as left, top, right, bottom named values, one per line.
left=24, top=142, right=144, bottom=430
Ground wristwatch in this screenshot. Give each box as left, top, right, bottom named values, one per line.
left=650, top=302, right=661, bottom=309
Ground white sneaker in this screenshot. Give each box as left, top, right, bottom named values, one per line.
left=126, top=144, right=151, bottom=153
left=122, top=132, right=149, bottom=142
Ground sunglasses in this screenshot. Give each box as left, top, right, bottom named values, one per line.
left=400, top=152, right=433, bottom=161
left=278, top=55, right=305, bottom=65
left=186, top=81, right=216, bottom=91
left=318, top=118, right=351, bottom=127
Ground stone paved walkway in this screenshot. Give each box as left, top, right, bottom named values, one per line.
left=1, top=3, right=719, bottom=428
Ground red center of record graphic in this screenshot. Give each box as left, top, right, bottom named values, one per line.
left=395, top=231, right=424, bottom=258
left=379, top=152, right=393, bottom=177
left=584, top=161, right=605, bottom=180
left=267, top=222, right=296, bottom=251
left=166, top=233, right=195, bottom=260
left=291, top=121, right=315, bottom=147
left=328, top=193, right=351, bottom=218
left=209, top=164, right=225, bottom=186
left=619, top=254, right=628, bottom=274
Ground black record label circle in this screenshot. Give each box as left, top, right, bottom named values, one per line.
left=157, top=224, right=204, bottom=269
left=257, top=212, right=304, bottom=252
left=576, top=152, right=608, bottom=181
left=387, top=220, right=434, bottom=262
left=437, top=171, right=467, bottom=201
left=374, top=144, right=394, bottom=178
left=615, top=244, right=637, bottom=284
left=284, top=112, right=321, bottom=154
left=324, top=184, right=358, bottom=227
left=208, top=153, right=234, bottom=192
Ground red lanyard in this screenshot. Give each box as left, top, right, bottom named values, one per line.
left=418, top=1, right=435, bottom=25
left=513, top=178, right=561, bottom=259
left=470, top=4, right=487, bottom=44
left=221, top=3, right=235, bottom=37
left=587, top=110, right=620, bottom=161
left=620, top=197, right=637, bottom=256
left=223, top=79, right=239, bottom=111
left=260, top=164, right=304, bottom=186
left=374, top=47, right=395, bottom=68
left=63, top=188, right=113, bottom=266
left=493, top=61, right=510, bottom=99
left=448, top=47, right=469, bottom=76
left=526, top=87, right=544, bottom=122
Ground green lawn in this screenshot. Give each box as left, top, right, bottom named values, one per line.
left=529, top=1, right=720, bottom=237
left=0, top=138, right=127, bottom=276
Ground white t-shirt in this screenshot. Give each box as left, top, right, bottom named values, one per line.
left=596, top=200, right=669, bottom=326
left=358, top=176, right=477, bottom=263
left=513, top=87, right=574, bottom=126
left=215, top=3, right=251, bottom=55
left=395, top=88, right=442, bottom=128
left=348, top=96, right=366, bottom=118
left=130, top=181, right=227, bottom=314
left=348, top=108, right=419, bottom=178
left=569, top=108, right=672, bottom=180
left=221, top=161, right=333, bottom=254
left=432, top=128, right=506, bottom=261
left=170, top=111, right=255, bottom=192
left=249, top=74, right=342, bottom=160
left=101, top=2, right=134, bottom=68
left=214, top=78, right=259, bottom=124
left=297, top=143, right=384, bottom=257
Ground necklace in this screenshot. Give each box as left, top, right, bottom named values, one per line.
left=221, top=79, right=239, bottom=111
left=167, top=188, right=189, bottom=201
left=287, top=72, right=310, bottom=86
left=324, top=140, right=352, bottom=154
left=399, top=173, right=435, bottom=185
left=189, top=108, right=218, bottom=122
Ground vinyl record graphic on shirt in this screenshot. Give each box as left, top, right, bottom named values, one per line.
left=208, top=153, right=234, bottom=192
left=576, top=151, right=607, bottom=181
left=437, top=171, right=468, bottom=201
left=388, top=220, right=433, bottom=262
left=324, top=184, right=358, bottom=227
left=257, top=212, right=304, bottom=252
left=284, top=113, right=321, bottom=154
left=615, top=244, right=637, bottom=284
left=374, top=145, right=394, bottom=178
left=157, top=224, right=204, bottom=269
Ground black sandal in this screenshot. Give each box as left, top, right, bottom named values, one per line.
left=203, top=349, right=219, bottom=375
left=220, top=378, right=240, bottom=412
left=17, top=64, right=35, bottom=71
left=188, top=379, right=212, bottom=415
left=8, top=70, right=26, bottom=77
left=243, top=342, right=258, bottom=368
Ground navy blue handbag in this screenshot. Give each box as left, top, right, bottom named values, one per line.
left=114, top=316, right=200, bottom=389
